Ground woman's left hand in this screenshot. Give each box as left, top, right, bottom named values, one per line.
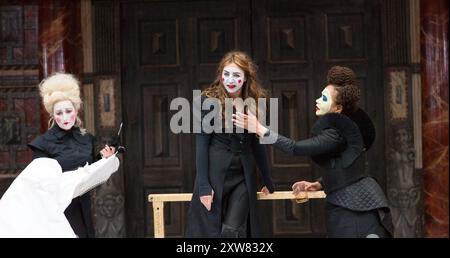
left=100, top=144, right=116, bottom=158
left=260, top=186, right=270, bottom=195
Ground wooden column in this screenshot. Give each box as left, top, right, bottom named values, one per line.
left=381, top=0, right=424, bottom=238
left=38, top=0, right=82, bottom=132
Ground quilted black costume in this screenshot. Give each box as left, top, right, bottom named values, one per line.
left=265, top=108, right=393, bottom=237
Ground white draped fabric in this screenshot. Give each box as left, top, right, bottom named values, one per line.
left=0, top=155, right=120, bottom=237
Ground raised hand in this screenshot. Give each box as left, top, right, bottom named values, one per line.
left=233, top=111, right=268, bottom=137
left=100, top=144, right=116, bottom=158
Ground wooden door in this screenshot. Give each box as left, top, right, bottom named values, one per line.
left=252, top=0, right=383, bottom=237
left=121, top=0, right=251, bottom=237
left=121, top=0, right=383, bottom=237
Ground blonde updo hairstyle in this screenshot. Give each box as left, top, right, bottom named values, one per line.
left=39, top=73, right=85, bottom=133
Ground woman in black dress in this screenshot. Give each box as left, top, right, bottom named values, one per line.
left=185, top=51, right=274, bottom=238
left=234, top=66, right=394, bottom=238
left=28, top=73, right=115, bottom=238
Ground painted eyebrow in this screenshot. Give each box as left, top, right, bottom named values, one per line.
left=223, top=69, right=242, bottom=75
left=55, top=108, right=73, bottom=112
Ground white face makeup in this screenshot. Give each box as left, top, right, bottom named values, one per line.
left=53, top=100, right=77, bottom=130
left=221, top=63, right=246, bottom=94
left=315, top=88, right=333, bottom=116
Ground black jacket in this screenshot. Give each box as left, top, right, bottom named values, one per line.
left=185, top=97, right=274, bottom=238
left=269, top=111, right=370, bottom=194
left=266, top=110, right=393, bottom=236
left=28, top=125, right=96, bottom=238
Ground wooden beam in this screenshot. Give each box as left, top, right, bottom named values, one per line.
left=148, top=191, right=326, bottom=203
left=148, top=191, right=326, bottom=238
left=152, top=201, right=165, bottom=238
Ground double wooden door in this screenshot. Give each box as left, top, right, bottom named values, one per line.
left=121, top=0, right=383, bottom=237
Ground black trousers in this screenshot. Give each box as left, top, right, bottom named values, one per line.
left=220, top=155, right=249, bottom=237
left=326, top=202, right=391, bottom=238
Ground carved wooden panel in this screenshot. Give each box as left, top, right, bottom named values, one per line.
left=139, top=20, right=179, bottom=67
left=0, top=3, right=39, bottom=198
left=0, top=5, right=38, bottom=67
left=0, top=88, right=40, bottom=175
left=98, top=78, right=116, bottom=128
left=380, top=0, right=409, bottom=64
left=388, top=68, right=409, bottom=121
left=93, top=191, right=126, bottom=237
left=23, top=5, right=38, bottom=64
left=357, top=77, right=367, bottom=110
left=267, top=17, right=307, bottom=63
left=145, top=187, right=184, bottom=238
left=270, top=80, right=310, bottom=167
left=142, top=84, right=180, bottom=169
left=326, top=13, right=365, bottom=60
left=93, top=0, right=116, bottom=73
left=0, top=6, right=23, bottom=47
left=198, top=18, right=236, bottom=65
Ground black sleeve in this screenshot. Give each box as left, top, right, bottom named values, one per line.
left=196, top=133, right=212, bottom=196
left=252, top=135, right=274, bottom=193
left=272, top=128, right=345, bottom=156
left=194, top=95, right=216, bottom=197
left=27, top=136, right=49, bottom=159
left=316, top=176, right=324, bottom=188
left=31, top=148, right=49, bottom=159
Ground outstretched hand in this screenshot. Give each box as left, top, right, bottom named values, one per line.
left=233, top=112, right=268, bottom=137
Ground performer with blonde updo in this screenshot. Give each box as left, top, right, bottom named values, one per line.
left=27, top=73, right=116, bottom=238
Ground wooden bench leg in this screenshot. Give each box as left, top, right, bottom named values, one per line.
left=153, top=201, right=165, bottom=238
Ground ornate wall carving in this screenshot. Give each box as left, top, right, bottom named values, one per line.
left=381, top=0, right=424, bottom=237
left=0, top=2, right=40, bottom=197
left=90, top=0, right=126, bottom=237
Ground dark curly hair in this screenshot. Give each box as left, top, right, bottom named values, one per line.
left=333, top=84, right=361, bottom=114
left=327, top=66, right=360, bottom=114
left=327, top=66, right=357, bottom=86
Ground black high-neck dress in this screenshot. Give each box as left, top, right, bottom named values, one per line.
left=28, top=125, right=96, bottom=238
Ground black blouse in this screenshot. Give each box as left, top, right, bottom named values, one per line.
left=194, top=96, right=274, bottom=196
left=28, top=125, right=95, bottom=171
left=196, top=132, right=273, bottom=196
